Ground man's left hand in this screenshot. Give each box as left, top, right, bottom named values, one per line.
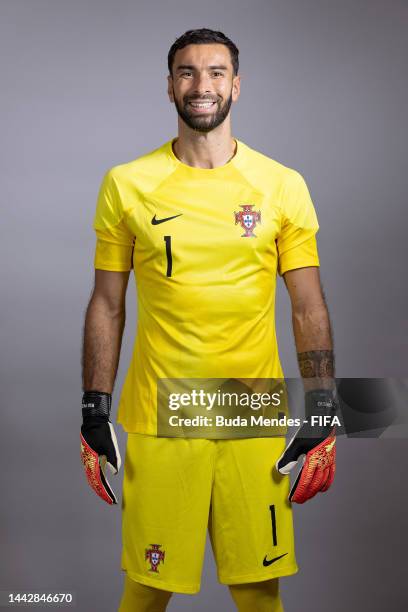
left=276, top=389, right=337, bottom=504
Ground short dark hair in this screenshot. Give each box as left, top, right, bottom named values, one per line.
left=168, top=28, right=239, bottom=77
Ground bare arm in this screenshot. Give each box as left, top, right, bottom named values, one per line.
left=277, top=267, right=337, bottom=502
left=283, top=266, right=335, bottom=391
left=81, top=269, right=130, bottom=393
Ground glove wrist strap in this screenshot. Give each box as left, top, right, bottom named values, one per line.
left=305, top=388, right=337, bottom=419
left=82, top=390, right=111, bottom=419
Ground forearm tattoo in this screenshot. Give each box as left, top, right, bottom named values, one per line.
left=297, top=350, right=335, bottom=378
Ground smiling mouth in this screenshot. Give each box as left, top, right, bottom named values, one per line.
left=188, top=100, right=217, bottom=112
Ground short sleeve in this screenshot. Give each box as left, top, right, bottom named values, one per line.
left=276, top=171, right=320, bottom=276
left=93, top=170, right=135, bottom=272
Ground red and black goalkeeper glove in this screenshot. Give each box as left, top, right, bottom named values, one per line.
left=80, top=391, right=121, bottom=505
left=276, top=389, right=337, bottom=504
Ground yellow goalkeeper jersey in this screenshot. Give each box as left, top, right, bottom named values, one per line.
left=93, top=138, right=320, bottom=434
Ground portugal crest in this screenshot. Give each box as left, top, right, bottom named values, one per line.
left=145, top=544, right=165, bottom=573
left=234, top=204, right=261, bottom=237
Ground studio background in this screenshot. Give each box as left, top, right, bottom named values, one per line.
left=1, top=1, right=407, bottom=610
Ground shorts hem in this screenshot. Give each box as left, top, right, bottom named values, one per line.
left=219, top=563, right=299, bottom=585
left=123, top=568, right=200, bottom=595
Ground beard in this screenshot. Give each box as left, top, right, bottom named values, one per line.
left=173, top=88, right=233, bottom=133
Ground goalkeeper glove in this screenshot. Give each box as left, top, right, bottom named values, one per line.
left=276, top=389, right=337, bottom=504
left=80, top=391, right=121, bottom=505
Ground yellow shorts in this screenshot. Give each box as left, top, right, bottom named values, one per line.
left=121, top=434, right=298, bottom=594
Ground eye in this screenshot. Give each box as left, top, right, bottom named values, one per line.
left=212, top=71, right=224, bottom=77
left=181, top=71, right=193, bottom=77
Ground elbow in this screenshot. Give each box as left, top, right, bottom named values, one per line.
left=292, top=298, right=327, bottom=319
left=292, top=302, right=330, bottom=329
left=89, top=293, right=126, bottom=321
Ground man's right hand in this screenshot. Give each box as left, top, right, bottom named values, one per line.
left=80, top=391, right=121, bottom=505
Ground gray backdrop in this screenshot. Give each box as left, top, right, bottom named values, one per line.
left=1, top=0, right=407, bottom=610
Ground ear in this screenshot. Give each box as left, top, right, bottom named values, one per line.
left=232, top=74, right=241, bottom=102
left=167, top=75, right=174, bottom=103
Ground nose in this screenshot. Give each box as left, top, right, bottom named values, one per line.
left=191, top=71, right=212, bottom=95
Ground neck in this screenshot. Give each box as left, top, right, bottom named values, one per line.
left=173, top=123, right=236, bottom=169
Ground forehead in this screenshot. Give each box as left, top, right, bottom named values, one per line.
left=173, top=43, right=232, bottom=70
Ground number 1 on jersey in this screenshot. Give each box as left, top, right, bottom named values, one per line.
left=164, top=235, right=172, bottom=277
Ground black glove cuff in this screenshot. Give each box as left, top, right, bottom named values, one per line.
left=305, top=388, right=338, bottom=420
left=82, top=390, right=111, bottom=419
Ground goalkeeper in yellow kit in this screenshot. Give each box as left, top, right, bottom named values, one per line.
left=80, top=28, right=336, bottom=612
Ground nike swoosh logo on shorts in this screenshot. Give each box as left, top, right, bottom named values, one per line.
left=151, top=214, right=182, bottom=225
left=262, top=552, right=288, bottom=567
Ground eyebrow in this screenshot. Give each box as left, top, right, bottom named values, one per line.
left=175, top=64, right=229, bottom=72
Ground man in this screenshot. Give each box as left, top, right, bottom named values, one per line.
left=81, top=28, right=336, bottom=612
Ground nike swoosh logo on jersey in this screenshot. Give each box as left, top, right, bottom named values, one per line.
left=151, top=214, right=182, bottom=225
left=262, top=552, right=288, bottom=567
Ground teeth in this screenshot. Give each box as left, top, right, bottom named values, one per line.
left=190, top=101, right=214, bottom=108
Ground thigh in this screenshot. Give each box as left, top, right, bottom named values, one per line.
left=229, top=578, right=283, bottom=612
left=210, top=437, right=298, bottom=585
left=119, top=574, right=172, bottom=612
left=121, top=434, right=215, bottom=594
